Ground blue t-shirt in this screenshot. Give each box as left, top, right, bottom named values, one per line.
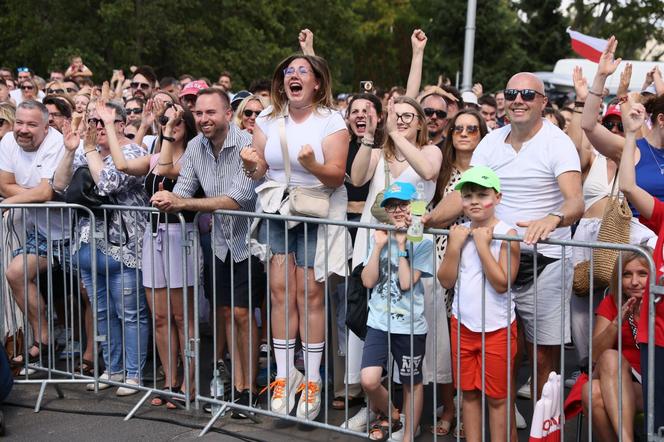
left=364, top=237, right=434, bottom=335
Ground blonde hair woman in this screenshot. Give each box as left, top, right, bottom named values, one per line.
left=234, top=95, right=268, bottom=134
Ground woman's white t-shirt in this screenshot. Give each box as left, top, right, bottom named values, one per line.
left=256, top=106, right=347, bottom=186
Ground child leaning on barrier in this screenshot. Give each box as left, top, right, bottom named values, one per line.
left=360, top=181, right=434, bottom=442
left=437, top=166, right=520, bottom=442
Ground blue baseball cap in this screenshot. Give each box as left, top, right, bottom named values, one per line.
left=380, top=181, right=416, bottom=207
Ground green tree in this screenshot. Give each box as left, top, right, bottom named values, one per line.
left=513, top=0, right=570, bottom=71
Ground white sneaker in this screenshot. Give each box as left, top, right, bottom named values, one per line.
left=517, top=377, right=531, bottom=399
left=340, top=406, right=376, bottom=432
left=268, top=368, right=304, bottom=415
left=116, top=378, right=141, bottom=396
left=515, top=405, right=527, bottom=430
left=296, top=379, right=322, bottom=421
left=564, top=370, right=582, bottom=388
left=390, top=414, right=421, bottom=441
left=86, top=372, right=123, bottom=391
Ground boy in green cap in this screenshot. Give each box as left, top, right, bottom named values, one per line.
left=437, top=166, right=520, bottom=442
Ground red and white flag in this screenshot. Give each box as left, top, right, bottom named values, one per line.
left=567, top=28, right=608, bottom=63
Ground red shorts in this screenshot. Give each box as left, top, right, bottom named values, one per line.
left=450, top=316, right=517, bottom=399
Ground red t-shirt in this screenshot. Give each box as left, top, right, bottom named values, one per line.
left=596, top=295, right=641, bottom=373
left=637, top=196, right=664, bottom=346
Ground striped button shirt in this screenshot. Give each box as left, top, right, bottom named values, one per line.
left=173, top=124, right=256, bottom=262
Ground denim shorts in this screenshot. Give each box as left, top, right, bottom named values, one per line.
left=258, top=219, right=318, bottom=268
left=12, top=231, right=71, bottom=269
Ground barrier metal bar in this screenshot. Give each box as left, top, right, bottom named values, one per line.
left=0, top=203, right=99, bottom=410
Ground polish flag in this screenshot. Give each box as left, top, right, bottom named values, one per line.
left=567, top=28, right=608, bottom=63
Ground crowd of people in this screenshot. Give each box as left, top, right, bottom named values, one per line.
left=1, top=28, right=664, bottom=442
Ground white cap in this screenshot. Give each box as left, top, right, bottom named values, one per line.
left=642, top=84, right=657, bottom=95
left=462, top=91, right=478, bottom=105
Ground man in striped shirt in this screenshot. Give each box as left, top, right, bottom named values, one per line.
left=151, top=88, right=261, bottom=416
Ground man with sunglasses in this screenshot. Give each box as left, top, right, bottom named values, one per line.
left=471, top=73, right=584, bottom=402
left=419, top=92, right=448, bottom=147
left=131, top=66, right=157, bottom=100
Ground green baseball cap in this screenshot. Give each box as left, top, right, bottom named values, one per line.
left=454, top=166, right=501, bottom=193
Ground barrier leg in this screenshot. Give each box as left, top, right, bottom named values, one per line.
left=199, top=404, right=228, bottom=437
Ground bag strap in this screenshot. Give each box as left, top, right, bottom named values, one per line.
left=602, top=167, right=621, bottom=217
left=278, top=115, right=291, bottom=185
left=383, top=151, right=390, bottom=189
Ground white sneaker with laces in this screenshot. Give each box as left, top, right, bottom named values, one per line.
left=517, top=376, right=531, bottom=399
left=268, top=368, right=304, bottom=415
left=116, top=378, right=141, bottom=396
left=340, top=406, right=376, bottom=432
left=564, top=370, right=582, bottom=388
left=86, top=372, right=123, bottom=391
left=296, top=379, right=322, bottom=421
left=515, top=404, right=527, bottom=430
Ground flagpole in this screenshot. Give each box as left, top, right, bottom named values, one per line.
left=461, top=0, right=477, bottom=92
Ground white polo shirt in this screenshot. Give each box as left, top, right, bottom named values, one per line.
left=0, top=128, right=67, bottom=239
left=470, top=119, right=580, bottom=258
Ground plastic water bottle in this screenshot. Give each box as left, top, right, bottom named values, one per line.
left=210, top=370, right=225, bottom=414
left=407, top=182, right=426, bottom=243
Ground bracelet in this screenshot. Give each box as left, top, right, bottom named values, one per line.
left=84, top=149, right=97, bottom=155
left=574, top=101, right=585, bottom=108
left=573, top=110, right=583, bottom=114
left=588, top=89, right=603, bottom=97
left=161, top=135, right=175, bottom=142
left=361, top=139, right=374, bottom=147
left=158, top=161, right=173, bottom=166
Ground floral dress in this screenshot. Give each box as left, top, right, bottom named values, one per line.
left=436, top=168, right=470, bottom=317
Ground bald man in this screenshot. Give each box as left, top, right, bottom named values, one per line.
left=426, top=73, right=584, bottom=402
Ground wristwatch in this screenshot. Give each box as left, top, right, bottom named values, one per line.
left=548, top=211, right=564, bottom=226
left=397, top=250, right=408, bottom=258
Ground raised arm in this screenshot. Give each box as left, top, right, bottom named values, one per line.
left=619, top=103, right=654, bottom=219
left=580, top=36, right=624, bottom=163
left=98, top=102, right=150, bottom=176
left=299, top=29, right=315, bottom=56
left=350, top=102, right=381, bottom=186
left=157, top=106, right=185, bottom=180
left=570, top=66, right=595, bottom=173
left=405, top=29, right=427, bottom=99
left=52, top=120, right=80, bottom=192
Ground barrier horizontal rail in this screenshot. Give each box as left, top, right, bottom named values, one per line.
left=0, top=203, right=660, bottom=441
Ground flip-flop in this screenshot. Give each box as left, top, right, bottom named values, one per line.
left=431, top=417, right=454, bottom=436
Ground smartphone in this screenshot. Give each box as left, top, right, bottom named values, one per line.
left=360, top=80, right=374, bottom=93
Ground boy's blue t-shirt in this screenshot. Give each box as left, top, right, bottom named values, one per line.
left=363, top=237, right=434, bottom=335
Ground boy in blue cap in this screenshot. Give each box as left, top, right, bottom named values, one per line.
left=360, top=181, right=434, bottom=441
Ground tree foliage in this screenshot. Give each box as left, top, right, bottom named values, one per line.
left=0, top=0, right=660, bottom=94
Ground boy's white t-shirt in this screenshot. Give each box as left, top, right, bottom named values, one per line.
left=452, top=220, right=516, bottom=332
left=470, top=119, right=581, bottom=259
left=256, top=106, right=347, bottom=186
left=0, top=129, right=67, bottom=239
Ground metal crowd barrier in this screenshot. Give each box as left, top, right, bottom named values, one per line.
left=1, top=203, right=662, bottom=442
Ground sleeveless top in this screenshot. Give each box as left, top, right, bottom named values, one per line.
left=634, top=138, right=664, bottom=217
left=583, top=154, right=615, bottom=211
left=144, top=154, right=203, bottom=232
left=351, top=154, right=436, bottom=269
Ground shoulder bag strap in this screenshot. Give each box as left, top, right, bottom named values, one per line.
left=383, top=151, right=390, bottom=189
left=278, top=115, right=291, bottom=185
left=603, top=167, right=620, bottom=216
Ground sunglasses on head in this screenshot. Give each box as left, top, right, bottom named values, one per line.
left=603, top=121, right=624, bottom=132
left=47, top=88, right=65, bottom=95
left=503, top=88, right=545, bottom=102
left=130, top=81, right=151, bottom=90
left=125, top=107, right=143, bottom=115
left=16, top=67, right=29, bottom=73
left=453, top=124, right=479, bottom=134
left=423, top=108, right=447, bottom=119
left=243, top=109, right=261, bottom=118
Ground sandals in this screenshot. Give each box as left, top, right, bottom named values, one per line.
left=76, top=359, right=95, bottom=377
left=431, top=416, right=454, bottom=436
left=10, top=341, right=60, bottom=367
left=453, top=421, right=466, bottom=439
left=166, top=391, right=195, bottom=410
left=331, top=395, right=363, bottom=410
left=369, top=415, right=403, bottom=441
left=151, top=384, right=179, bottom=407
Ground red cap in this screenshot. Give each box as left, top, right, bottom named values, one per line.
left=602, top=104, right=621, bottom=122
left=179, top=80, right=208, bottom=98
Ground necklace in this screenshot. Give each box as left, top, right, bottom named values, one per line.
left=646, top=140, right=664, bottom=175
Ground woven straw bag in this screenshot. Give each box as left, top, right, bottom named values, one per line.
left=574, top=171, right=631, bottom=295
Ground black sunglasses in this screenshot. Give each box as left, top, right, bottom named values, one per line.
left=88, top=118, right=123, bottom=127
left=243, top=109, right=261, bottom=118
left=603, top=121, right=624, bottom=132
left=0, top=118, right=6, bottom=125
left=125, top=133, right=135, bottom=139
left=130, top=81, right=151, bottom=90
left=21, top=85, right=34, bottom=90
left=504, top=88, right=545, bottom=102
left=423, top=108, right=447, bottom=119
left=47, top=88, right=65, bottom=95
left=453, top=124, right=479, bottom=134
left=125, top=108, right=143, bottom=115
